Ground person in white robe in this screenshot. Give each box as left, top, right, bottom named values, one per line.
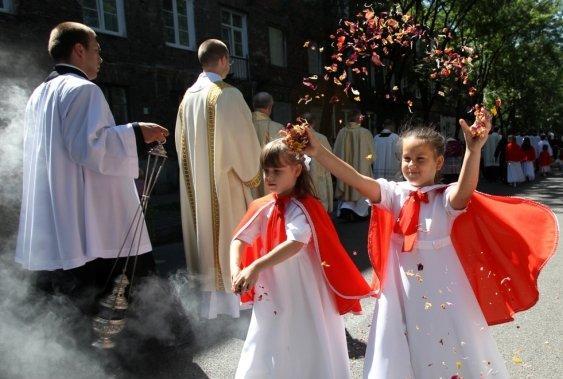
left=372, top=119, right=400, bottom=179
left=334, top=109, right=374, bottom=218
left=482, top=127, right=502, bottom=181
left=175, top=39, right=262, bottom=319
left=538, top=134, right=553, bottom=157
left=251, top=92, right=284, bottom=197
left=15, top=22, right=168, bottom=302
left=303, top=112, right=334, bottom=212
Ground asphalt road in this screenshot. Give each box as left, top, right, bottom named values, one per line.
left=142, top=172, right=562, bottom=379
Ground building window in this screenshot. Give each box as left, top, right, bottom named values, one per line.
left=220, top=8, right=248, bottom=58
left=307, top=44, right=323, bottom=75
left=100, top=85, right=129, bottom=125
left=268, top=27, right=286, bottom=67
left=0, top=0, right=13, bottom=13
left=221, top=8, right=249, bottom=79
left=82, top=0, right=126, bottom=36
left=163, top=0, right=195, bottom=50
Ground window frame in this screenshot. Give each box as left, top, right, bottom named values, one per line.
left=220, top=8, right=249, bottom=58
left=82, top=0, right=127, bottom=37
left=0, top=0, right=13, bottom=13
left=268, top=26, right=287, bottom=68
left=163, top=0, right=196, bottom=51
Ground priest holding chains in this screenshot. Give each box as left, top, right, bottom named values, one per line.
left=16, top=22, right=168, bottom=304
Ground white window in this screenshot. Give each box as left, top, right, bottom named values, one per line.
left=307, top=43, right=322, bottom=75
left=163, top=0, right=195, bottom=50
left=268, top=27, right=286, bottom=67
left=0, top=0, right=13, bottom=13
left=220, top=8, right=248, bottom=58
left=82, top=0, right=126, bottom=36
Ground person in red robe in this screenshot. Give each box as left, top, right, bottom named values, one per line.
left=230, top=139, right=373, bottom=378
left=521, top=137, right=537, bottom=181
left=506, top=135, right=526, bottom=186
left=538, top=144, right=553, bottom=176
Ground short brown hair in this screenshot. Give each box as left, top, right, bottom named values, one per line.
left=261, top=139, right=317, bottom=198
left=48, top=22, right=94, bottom=62
left=197, top=39, right=229, bottom=67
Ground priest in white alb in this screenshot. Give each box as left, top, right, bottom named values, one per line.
left=175, top=39, right=261, bottom=319
left=16, top=22, right=168, bottom=302
left=333, top=109, right=374, bottom=219
left=372, top=119, right=400, bottom=179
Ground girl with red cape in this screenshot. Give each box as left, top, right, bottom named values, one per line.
left=230, top=139, right=374, bottom=378
left=506, top=135, right=526, bottom=186
left=304, top=110, right=557, bottom=379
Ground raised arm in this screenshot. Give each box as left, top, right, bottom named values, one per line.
left=448, top=110, right=492, bottom=210
left=304, top=127, right=382, bottom=203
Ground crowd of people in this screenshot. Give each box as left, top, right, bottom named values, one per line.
left=14, top=21, right=559, bottom=379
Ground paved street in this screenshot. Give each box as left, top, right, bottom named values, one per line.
left=115, top=172, right=562, bottom=379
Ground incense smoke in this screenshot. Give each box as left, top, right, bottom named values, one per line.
left=0, top=49, right=248, bottom=377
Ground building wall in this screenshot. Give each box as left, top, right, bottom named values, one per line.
left=0, top=0, right=337, bottom=193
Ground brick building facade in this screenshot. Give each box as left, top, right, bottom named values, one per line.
left=0, top=0, right=345, bottom=136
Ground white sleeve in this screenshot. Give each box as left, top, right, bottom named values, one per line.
left=61, top=83, right=138, bottom=177
left=235, top=213, right=261, bottom=244
left=443, top=185, right=467, bottom=219
left=285, top=206, right=312, bottom=244
left=373, top=178, right=396, bottom=212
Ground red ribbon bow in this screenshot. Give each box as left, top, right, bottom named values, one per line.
left=393, top=190, right=429, bottom=252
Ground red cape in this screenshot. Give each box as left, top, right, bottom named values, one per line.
left=368, top=190, right=558, bottom=325
left=233, top=194, right=376, bottom=315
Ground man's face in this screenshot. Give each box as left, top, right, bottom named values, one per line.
left=83, top=34, right=102, bottom=80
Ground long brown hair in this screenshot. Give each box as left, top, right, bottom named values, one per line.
left=260, top=139, right=317, bottom=198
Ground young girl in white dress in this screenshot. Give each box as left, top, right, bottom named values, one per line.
left=230, top=139, right=372, bottom=379
left=305, top=114, right=513, bottom=378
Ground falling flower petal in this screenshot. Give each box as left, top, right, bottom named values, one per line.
left=512, top=355, right=523, bottom=365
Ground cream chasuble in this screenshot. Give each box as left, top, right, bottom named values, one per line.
left=333, top=122, right=374, bottom=201
left=251, top=111, right=284, bottom=197
left=309, top=131, right=334, bottom=212
left=175, top=72, right=261, bottom=315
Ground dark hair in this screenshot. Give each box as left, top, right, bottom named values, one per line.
left=349, top=108, right=363, bottom=122
left=253, top=92, right=273, bottom=110
left=48, top=22, right=94, bottom=62
left=302, top=112, right=318, bottom=129
left=198, top=39, right=229, bottom=67
left=399, top=126, right=445, bottom=157
left=399, top=126, right=446, bottom=182
left=260, top=139, right=316, bottom=198
left=521, top=137, right=533, bottom=151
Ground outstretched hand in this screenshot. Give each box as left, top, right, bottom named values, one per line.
left=302, top=126, right=322, bottom=157
left=459, top=107, right=492, bottom=152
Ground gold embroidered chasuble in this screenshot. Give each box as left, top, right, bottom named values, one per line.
left=309, top=131, right=334, bottom=212
left=333, top=122, right=374, bottom=201
left=175, top=78, right=261, bottom=292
